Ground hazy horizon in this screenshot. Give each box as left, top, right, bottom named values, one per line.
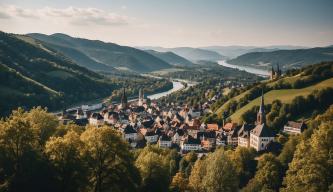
left=1, top=0, right=332, bottom=47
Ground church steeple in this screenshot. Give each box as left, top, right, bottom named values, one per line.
left=270, top=65, right=275, bottom=80
left=256, top=89, right=266, bottom=125
left=121, top=87, right=128, bottom=109
left=138, top=88, right=144, bottom=106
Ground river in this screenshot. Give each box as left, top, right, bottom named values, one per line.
left=62, top=78, right=194, bottom=113
left=217, top=60, right=270, bottom=77
left=147, top=81, right=184, bottom=100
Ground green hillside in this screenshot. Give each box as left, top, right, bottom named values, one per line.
left=28, top=33, right=172, bottom=72
left=139, top=46, right=226, bottom=62
left=0, top=32, right=116, bottom=116
left=228, top=47, right=333, bottom=70
left=145, top=50, right=194, bottom=66
left=230, top=77, right=333, bottom=123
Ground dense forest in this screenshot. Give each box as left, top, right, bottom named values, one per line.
left=0, top=105, right=332, bottom=192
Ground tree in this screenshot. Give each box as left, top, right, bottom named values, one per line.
left=0, top=108, right=35, bottom=173
left=45, top=130, right=86, bottom=192
left=228, top=147, right=257, bottom=188
left=27, top=107, right=58, bottom=148
left=170, top=172, right=188, bottom=192
left=135, top=148, right=170, bottom=192
left=80, top=126, right=140, bottom=192
left=282, top=121, right=333, bottom=192
left=242, top=153, right=282, bottom=192
left=188, top=158, right=206, bottom=192
left=202, top=149, right=239, bottom=192
left=0, top=108, right=57, bottom=192
left=278, top=135, right=300, bottom=168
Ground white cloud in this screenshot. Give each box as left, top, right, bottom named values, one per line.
left=0, top=5, right=129, bottom=25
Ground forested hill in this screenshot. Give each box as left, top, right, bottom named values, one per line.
left=145, top=50, right=195, bottom=66
left=210, top=61, right=333, bottom=130
left=0, top=31, right=116, bottom=116
left=28, top=33, right=172, bottom=73
left=227, top=46, right=333, bottom=70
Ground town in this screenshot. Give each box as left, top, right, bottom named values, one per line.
left=58, top=77, right=304, bottom=155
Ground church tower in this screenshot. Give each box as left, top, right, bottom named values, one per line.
left=276, top=63, right=281, bottom=77
left=121, top=88, right=128, bottom=109
left=138, top=88, right=144, bottom=106
left=256, top=89, right=266, bottom=125
left=270, top=65, right=275, bottom=80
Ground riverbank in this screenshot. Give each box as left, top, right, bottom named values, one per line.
left=217, top=60, right=270, bottom=77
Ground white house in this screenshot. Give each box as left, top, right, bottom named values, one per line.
left=145, top=131, right=159, bottom=143
left=159, top=134, right=172, bottom=148
left=89, top=112, right=104, bottom=126
left=283, top=121, right=305, bottom=134
left=122, top=125, right=138, bottom=142
left=172, top=129, right=185, bottom=145
left=180, top=136, right=201, bottom=152
left=238, top=124, right=255, bottom=148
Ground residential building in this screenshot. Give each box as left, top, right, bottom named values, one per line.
left=283, top=121, right=306, bottom=134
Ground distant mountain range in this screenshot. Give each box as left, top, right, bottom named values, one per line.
left=227, top=46, right=333, bottom=70
left=138, top=46, right=226, bottom=62
left=144, top=50, right=194, bottom=66
left=201, top=45, right=308, bottom=59
left=28, top=33, right=171, bottom=73
left=0, top=32, right=116, bottom=115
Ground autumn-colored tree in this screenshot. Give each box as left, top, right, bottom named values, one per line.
left=188, top=158, right=206, bottom=192
left=282, top=121, right=333, bottom=192
left=242, top=153, right=282, bottom=192
left=27, top=107, right=58, bottom=148
left=227, top=147, right=257, bottom=188
left=45, top=130, right=86, bottom=192
left=135, top=145, right=171, bottom=192
left=0, top=108, right=35, bottom=173
left=80, top=126, right=140, bottom=192
left=202, top=149, right=239, bottom=192
left=170, top=172, right=188, bottom=192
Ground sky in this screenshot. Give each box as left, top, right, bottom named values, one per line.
left=0, top=0, right=332, bottom=47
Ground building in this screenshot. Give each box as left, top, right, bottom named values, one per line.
left=144, top=131, right=159, bottom=143
left=249, top=91, right=275, bottom=151
left=122, top=125, right=138, bottom=142
left=89, top=112, right=104, bottom=126
left=270, top=63, right=282, bottom=80
left=180, top=136, right=201, bottom=152
left=238, top=124, right=255, bottom=148
left=207, top=123, right=219, bottom=131
left=172, top=129, right=185, bottom=145
left=159, top=134, right=172, bottom=148
left=223, top=122, right=237, bottom=132
left=226, top=125, right=241, bottom=147
left=283, top=121, right=306, bottom=134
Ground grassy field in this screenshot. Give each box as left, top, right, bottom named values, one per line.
left=229, top=77, right=333, bottom=123
left=215, top=73, right=308, bottom=116
left=215, top=89, right=252, bottom=116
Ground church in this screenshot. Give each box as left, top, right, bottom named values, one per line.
left=249, top=90, right=275, bottom=151
left=270, top=63, right=282, bottom=80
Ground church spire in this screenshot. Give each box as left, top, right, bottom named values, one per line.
left=121, top=87, right=128, bottom=109
left=257, top=89, right=266, bottom=125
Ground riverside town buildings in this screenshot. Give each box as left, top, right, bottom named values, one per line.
left=58, top=87, right=282, bottom=154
